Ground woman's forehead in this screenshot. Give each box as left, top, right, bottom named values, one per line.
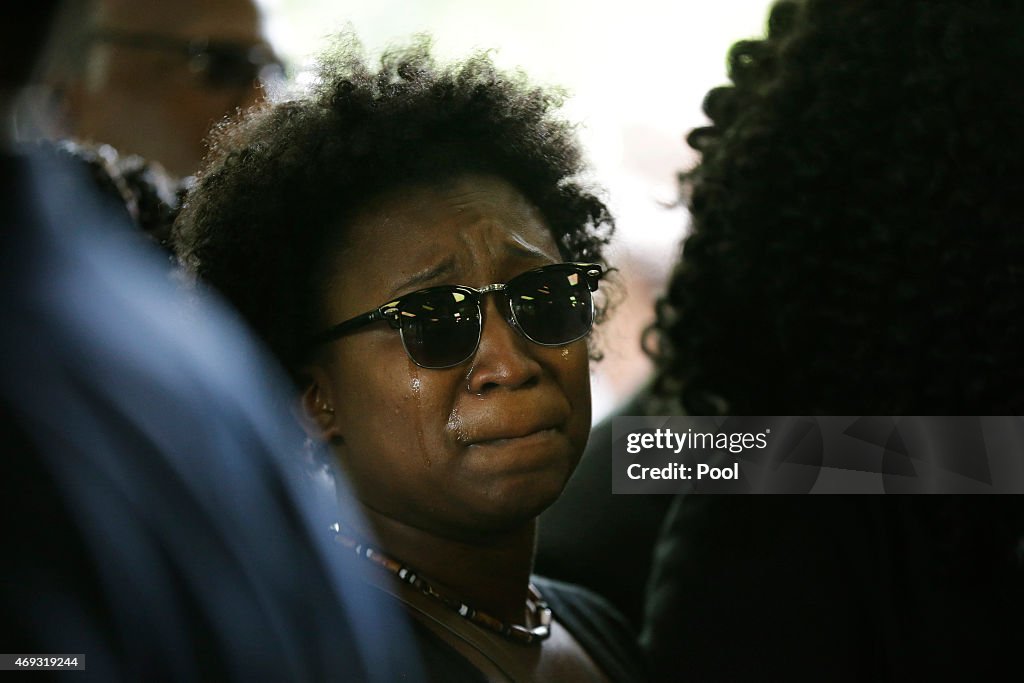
left=351, top=175, right=542, bottom=227
left=336, top=174, right=560, bottom=270
left=320, top=174, right=561, bottom=319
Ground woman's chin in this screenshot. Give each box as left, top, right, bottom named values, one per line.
left=463, top=468, right=574, bottom=533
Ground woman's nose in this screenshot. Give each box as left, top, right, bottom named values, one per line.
left=465, top=296, right=542, bottom=394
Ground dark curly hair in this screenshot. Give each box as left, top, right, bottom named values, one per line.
left=650, top=0, right=1024, bottom=415
left=173, top=36, right=613, bottom=383
left=40, top=140, right=183, bottom=252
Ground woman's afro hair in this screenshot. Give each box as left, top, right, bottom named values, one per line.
left=174, top=35, right=613, bottom=382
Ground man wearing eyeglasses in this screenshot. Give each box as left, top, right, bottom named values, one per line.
left=36, top=0, right=284, bottom=179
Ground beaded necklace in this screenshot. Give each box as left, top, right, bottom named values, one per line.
left=330, top=522, right=552, bottom=645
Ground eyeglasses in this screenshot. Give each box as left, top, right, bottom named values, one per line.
left=90, top=29, right=286, bottom=89
left=310, top=262, right=605, bottom=369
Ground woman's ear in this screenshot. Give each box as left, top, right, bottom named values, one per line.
left=298, top=366, right=343, bottom=444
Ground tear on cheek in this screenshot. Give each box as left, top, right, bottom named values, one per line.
left=447, top=407, right=469, bottom=444
left=406, top=358, right=430, bottom=467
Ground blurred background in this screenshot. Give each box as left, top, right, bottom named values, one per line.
left=258, top=0, right=775, bottom=423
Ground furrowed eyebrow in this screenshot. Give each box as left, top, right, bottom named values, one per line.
left=388, top=257, right=456, bottom=298
left=505, top=238, right=557, bottom=263
left=385, top=241, right=554, bottom=300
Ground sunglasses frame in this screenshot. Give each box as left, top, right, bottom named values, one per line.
left=310, top=262, right=604, bottom=369
left=89, top=28, right=285, bottom=89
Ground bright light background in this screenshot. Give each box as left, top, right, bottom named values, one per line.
left=257, top=0, right=775, bottom=423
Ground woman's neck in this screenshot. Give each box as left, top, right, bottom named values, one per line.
left=345, top=505, right=537, bottom=625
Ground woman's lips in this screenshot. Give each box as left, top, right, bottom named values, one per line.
left=457, top=413, right=565, bottom=447
left=467, top=426, right=561, bottom=448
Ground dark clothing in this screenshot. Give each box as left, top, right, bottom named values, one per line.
left=642, top=495, right=1024, bottom=682
left=536, top=576, right=649, bottom=682
left=536, top=386, right=673, bottom=629
left=412, top=575, right=648, bottom=682
left=0, top=147, right=423, bottom=682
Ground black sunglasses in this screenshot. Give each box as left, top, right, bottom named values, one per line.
left=91, top=29, right=285, bottom=89
left=310, top=262, right=605, bottom=369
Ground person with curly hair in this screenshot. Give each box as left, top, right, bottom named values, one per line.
left=652, top=0, right=1024, bottom=415
left=48, top=139, right=184, bottom=252
left=642, top=1, right=1024, bottom=680
left=173, top=36, right=646, bottom=682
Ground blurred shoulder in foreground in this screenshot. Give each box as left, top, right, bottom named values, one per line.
left=0, top=140, right=422, bottom=682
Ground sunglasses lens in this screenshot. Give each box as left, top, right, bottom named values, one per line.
left=509, top=266, right=595, bottom=345
left=398, top=289, right=481, bottom=368
left=200, top=51, right=259, bottom=88
left=195, top=44, right=281, bottom=89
